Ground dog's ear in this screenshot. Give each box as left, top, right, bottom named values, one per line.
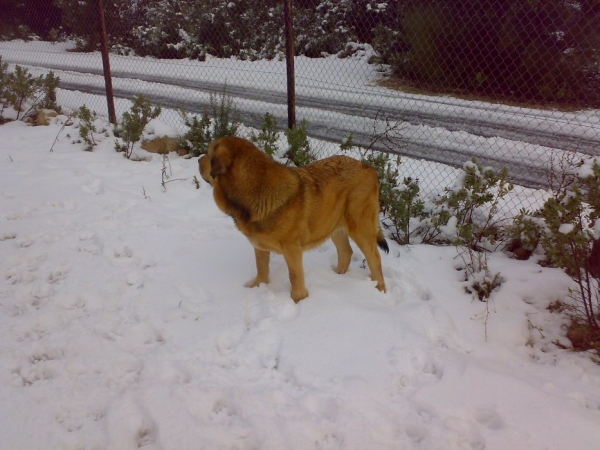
left=210, top=145, right=232, bottom=178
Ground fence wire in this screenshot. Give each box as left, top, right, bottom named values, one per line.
left=1, top=0, right=600, bottom=215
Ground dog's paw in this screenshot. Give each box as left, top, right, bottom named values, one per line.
left=332, top=264, right=349, bottom=275
left=291, top=288, right=308, bottom=303
left=244, top=277, right=268, bottom=288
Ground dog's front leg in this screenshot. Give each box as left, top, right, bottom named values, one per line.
left=245, top=248, right=270, bottom=288
left=282, top=245, right=308, bottom=302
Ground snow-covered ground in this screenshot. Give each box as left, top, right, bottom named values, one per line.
left=1, top=113, right=600, bottom=449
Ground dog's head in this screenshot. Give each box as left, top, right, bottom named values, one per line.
left=198, top=138, right=234, bottom=186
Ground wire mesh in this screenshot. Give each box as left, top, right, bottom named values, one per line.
left=1, top=0, right=600, bottom=215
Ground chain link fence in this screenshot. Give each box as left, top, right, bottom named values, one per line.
left=1, top=0, right=600, bottom=214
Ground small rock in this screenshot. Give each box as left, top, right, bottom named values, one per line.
left=141, top=136, right=188, bottom=156
left=36, top=109, right=58, bottom=126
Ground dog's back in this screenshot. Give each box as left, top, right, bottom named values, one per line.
left=294, top=156, right=383, bottom=244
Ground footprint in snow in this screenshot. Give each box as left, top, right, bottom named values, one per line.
left=105, top=395, right=162, bottom=450
left=5, top=268, right=35, bottom=285
left=105, top=244, right=138, bottom=268
left=16, top=236, right=35, bottom=248
left=81, top=178, right=103, bottom=195
left=126, top=271, right=144, bottom=289
left=5, top=206, right=35, bottom=220
left=385, top=266, right=432, bottom=304
left=0, top=231, right=17, bottom=241
left=475, top=407, right=505, bottom=431
left=111, top=245, right=134, bottom=259
left=176, top=283, right=215, bottom=316
left=4, top=252, right=48, bottom=286
left=215, top=325, right=246, bottom=357
left=388, top=347, right=443, bottom=395
left=46, top=266, right=69, bottom=284
left=10, top=345, right=65, bottom=387
left=123, top=323, right=164, bottom=346
left=210, top=397, right=243, bottom=426
left=314, top=432, right=344, bottom=450
left=76, top=230, right=103, bottom=255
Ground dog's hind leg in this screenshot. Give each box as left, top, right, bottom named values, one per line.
left=349, top=232, right=386, bottom=293
left=245, top=248, right=270, bottom=288
left=282, top=245, right=308, bottom=302
left=331, top=228, right=352, bottom=274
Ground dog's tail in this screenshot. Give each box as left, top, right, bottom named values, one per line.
left=377, top=230, right=389, bottom=254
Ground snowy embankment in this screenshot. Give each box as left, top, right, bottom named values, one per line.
left=1, top=117, right=599, bottom=449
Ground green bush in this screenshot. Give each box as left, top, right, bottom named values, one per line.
left=294, top=5, right=355, bottom=58
left=540, top=159, right=600, bottom=330
left=178, top=110, right=212, bottom=157
left=387, top=177, right=425, bottom=245
left=178, top=86, right=241, bottom=156
left=208, top=86, right=240, bottom=140
left=10, top=66, right=41, bottom=119
left=76, top=105, right=98, bottom=151
left=251, top=112, right=280, bottom=158
left=39, top=70, right=61, bottom=112
left=0, top=62, right=61, bottom=121
left=506, top=209, right=544, bottom=260
left=438, top=160, right=513, bottom=248
left=371, top=23, right=403, bottom=66
left=434, top=159, right=512, bottom=301
left=375, top=0, right=600, bottom=107
left=394, top=4, right=448, bottom=86
left=284, top=119, right=315, bottom=167
left=506, top=158, right=600, bottom=333
left=0, top=57, right=10, bottom=120
left=115, top=95, right=161, bottom=159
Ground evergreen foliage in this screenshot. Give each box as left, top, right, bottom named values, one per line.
left=251, top=113, right=280, bottom=158
left=76, top=105, right=98, bottom=151
left=178, top=86, right=241, bottom=156
left=208, top=87, right=241, bottom=141
left=0, top=61, right=61, bottom=121
left=284, top=119, right=315, bottom=167
left=179, top=111, right=212, bottom=157
left=373, top=0, right=600, bottom=107
left=115, top=95, right=161, bottom=159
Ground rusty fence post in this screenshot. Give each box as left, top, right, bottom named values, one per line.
left=283, top=0, right=296, bottom=130
left=98, top=0, right=117, bottom=126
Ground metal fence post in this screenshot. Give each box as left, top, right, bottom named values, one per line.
left=98, top=0, right=117, bottom=126
left=283, top=0, right=296, bottom=130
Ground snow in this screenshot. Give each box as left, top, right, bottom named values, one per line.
left=440, top=215, right=459, bottom=237
left=1, top=113, right=600, bottom=449
left=143, top=118, right=179, bottom=139
left=578, top=157, right=599, bottom=179
left=559, top=223, right=575, bottom=234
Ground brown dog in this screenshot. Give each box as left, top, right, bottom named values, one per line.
left=199, top=136, right=388, bottom=302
